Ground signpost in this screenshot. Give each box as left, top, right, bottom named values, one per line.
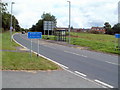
left=115, top=34, right=120, bottom=38
left=118, top=1, right=120, bottom=23
left=115, top=34, right=120, bottom=51
left=28, top=32, right=42, bottom=57
left=44, top=21, right=55, bottom=35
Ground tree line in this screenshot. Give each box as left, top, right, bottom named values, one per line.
left=1, top=2, right=21, bottom=32
left=104, top=22, right=120, bottom=35
left=29, top=12, right=57, bottom=35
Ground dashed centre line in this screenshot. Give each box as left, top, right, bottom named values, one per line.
left=13, top=33, right=116, bottom=88
left=44, top=45, right=57, bottom=49
left=64, top=50, right=87, bottom=58
left=105, top=61, right=118, bottom=66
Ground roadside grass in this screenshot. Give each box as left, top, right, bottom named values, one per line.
left=43, top=32, right=119, bottom=54
left=2, top=52, right=59, bottom=70
left=2, top=31, right=60, bottom=70
left=70, top=32, right=116, bottom=43
left=42, top=35, right=55, bottom=40
left=2, top=32, right=20, bottom=50
left=70, top=32, right=119, bottom=54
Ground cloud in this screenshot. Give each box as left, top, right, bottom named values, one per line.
left=3, top=0, right=119, bottom=29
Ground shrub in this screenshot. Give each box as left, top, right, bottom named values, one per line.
left=88, top=30, right=101, bottom=34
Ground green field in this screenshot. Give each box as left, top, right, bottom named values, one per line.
left=2, top=32, right=60, bottom=70
left=43, top=32, right=119, bottom=54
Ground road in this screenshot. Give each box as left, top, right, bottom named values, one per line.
left=13, top=33, right=119, bottom=88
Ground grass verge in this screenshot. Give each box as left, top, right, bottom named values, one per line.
left=70, top=32, right=119, bottom=54
left=2, top=31, right=60, bottom=70
left=43, top=32, right=119, bottom=54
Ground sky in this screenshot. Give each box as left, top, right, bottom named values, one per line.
left=3, top=0, right=120, bottom=29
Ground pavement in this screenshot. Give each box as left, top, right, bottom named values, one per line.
left=2, top=70, right=103, bottom=88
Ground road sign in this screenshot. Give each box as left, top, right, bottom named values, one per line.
left=115, top=34, right=120, bottom=38
left=28, top=32, right=42, bottom=39
left=28, top=32, right=42, bottom=58
left=44, top=21, right=55, bottom=31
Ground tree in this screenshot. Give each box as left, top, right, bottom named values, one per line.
left=0, top=2, right=8, bottom=13
left=112, top=23, right=120, bottom=34
left=2, top=12, right=11, bottom=31
left=29, top=12, right=57, bottom=35
left=41, top=13, right=57, bottom=25
left=104, top=22, right=113, bottom=35
left=1, top=2, right=21, bottom=32
left=30, top=25, right=36, bottom=31
left=35, top=19, right=43, bottom=32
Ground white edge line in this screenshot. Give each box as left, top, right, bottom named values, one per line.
left=94, top=79, right=114, bottom=88
left=75, top=71, right=87, bottom=77
left=12, top=33, right=68, bottom=70
left=12, top=33, right=108, bottom=88
left=64, top=68, right=107, bottom=88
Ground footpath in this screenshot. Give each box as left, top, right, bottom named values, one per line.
left=2, top=70, right=103, bottom=88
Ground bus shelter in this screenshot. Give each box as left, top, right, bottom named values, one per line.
left=54, top=30, right=67, bottom=42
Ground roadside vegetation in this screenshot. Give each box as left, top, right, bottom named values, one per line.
left=43, top=32, right=119, bottom=55
left=70, top=32, right=119, bottom=54
left=2, top=32, right=60, bottom=70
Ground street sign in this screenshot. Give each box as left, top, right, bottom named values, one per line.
left=44, top=21, right=55, bottom=31
left=28, top=32, right=42, bottom=58
left=115, top=34, right=120, bottom=38
left=28, top=32, right=42, bottom=39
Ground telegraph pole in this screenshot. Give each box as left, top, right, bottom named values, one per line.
left=67, top=1, right=71, bottom=44
left=10, top=2, right=15, bottom=42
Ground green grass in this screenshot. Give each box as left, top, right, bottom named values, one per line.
left=2, top=31, right=60, bottom=70
left=42, top=35, right=55, bottom=40
left=2, top=32, right=20, bottom=50
left=42, top=32, right=119, bottom=54
left=70, top=32, right=119, bottom=54
left=70, top=32, right=116, bottom=43
left=2, top=52, right=59, bottom=70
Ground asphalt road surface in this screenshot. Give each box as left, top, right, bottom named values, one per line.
left=13, top=33, right=119, bottom=88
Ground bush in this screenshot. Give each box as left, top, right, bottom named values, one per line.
left=88, top=30, right=103, bottom=34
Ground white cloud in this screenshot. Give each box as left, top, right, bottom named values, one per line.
left=3, top=0, right=120, bottom=29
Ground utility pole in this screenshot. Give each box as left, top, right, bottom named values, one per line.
left=118, top=1, right=120, bottom=23
left=10, top=2, right=15, bottom=42
left=67, top=1, right=71, bottom=44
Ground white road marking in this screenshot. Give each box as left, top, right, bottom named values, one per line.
left=81, top=55, right=87, bottom=58
left=74, top=71, right=87, bottom=77
left=64, top=68, right=107, bottom=88
left=12, top=34, right=68, bottom=70
left=64, top=51, right=119, bottom=66
left=94, top=79, right=114, bottom=88
left=64, top=50, right=87, bottom=58
left=105, top=61, right=118, bottom=66
left=12, top=33, right=113, bottom=88
left=37, top=54, right=69, bottom=69
left=44, top=45, right=57, bottom=49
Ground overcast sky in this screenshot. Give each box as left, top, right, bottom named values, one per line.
left=3, top=0, right=120, bottom=29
